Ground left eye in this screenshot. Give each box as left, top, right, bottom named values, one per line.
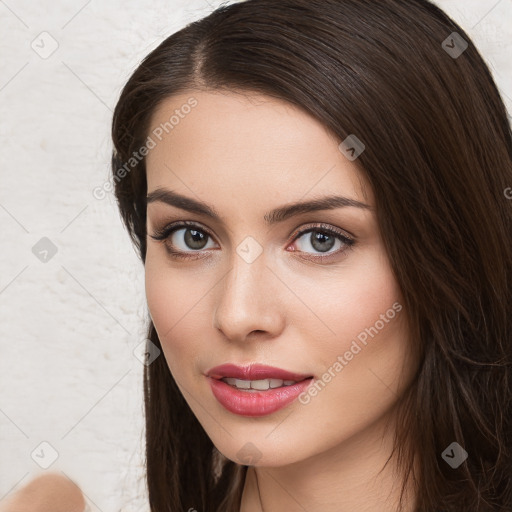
left=291, top=227, right=354, bottom=256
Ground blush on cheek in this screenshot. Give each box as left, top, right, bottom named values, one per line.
left=145, top=267, right=211, bottom=371
left=326, top=282, right=405, bottom=369
left=145, top=267, right=182, bottom=342
left=325, top=282, right=401, bottom=345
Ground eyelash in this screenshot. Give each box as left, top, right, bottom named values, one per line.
left=149, top=221, right=355, bottom=262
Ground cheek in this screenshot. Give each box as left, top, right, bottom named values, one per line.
left=290, top=248, right=412, bottom=406
left=328, top=263, right=402, bottom=350
left=145, top=252, right=186, bottom=362
left=288, top=246, right=404, bottom=360
left=144, top=249, right=214, bottom=374
left=292, top=253, right=413, bottom=433
left=286, top=264, right=410, bottom=466
left=145, top=246, right=195, bottom=326
left=145, top=254, right=176, bottom=330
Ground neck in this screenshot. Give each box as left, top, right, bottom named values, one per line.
left=239, top=410, right=418, bottom=512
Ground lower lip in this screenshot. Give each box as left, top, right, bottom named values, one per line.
left=208, top=377, right=314, bottom=417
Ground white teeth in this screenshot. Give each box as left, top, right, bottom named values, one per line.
left=230, top=378, right=251, bottom=389
left=222, top=378, right=298, bottom=390
left=251, top=379, right=273, bottom=390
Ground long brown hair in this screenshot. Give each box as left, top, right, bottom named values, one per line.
left=110, top=1, right=512, bottom=510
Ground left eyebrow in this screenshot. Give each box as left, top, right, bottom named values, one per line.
left=146, top=188, right=372, bottom=226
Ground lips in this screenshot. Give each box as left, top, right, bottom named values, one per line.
left=208, top=377, right=313, bottom=416
left=205, top=363, right=313, bottom=382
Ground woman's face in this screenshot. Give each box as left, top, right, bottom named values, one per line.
left=144, top=90, right=417, bottom=467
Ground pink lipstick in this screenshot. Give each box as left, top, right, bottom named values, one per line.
left=206, top=363, right=314, bottom=417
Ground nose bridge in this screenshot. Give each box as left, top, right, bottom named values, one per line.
left=213, top=238, right=282, bottom=339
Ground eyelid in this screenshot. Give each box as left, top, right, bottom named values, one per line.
left=149, top=220, right=217, bottom=242
left=289, top=222, right=355, bottom=244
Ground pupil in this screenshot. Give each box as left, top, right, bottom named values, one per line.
left=311, top=231, right=335, bottom=252
left=185, top=229, right=208, bottom=249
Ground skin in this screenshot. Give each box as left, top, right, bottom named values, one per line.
left=145, top=90, right=420, bottom=511
left=0, top=473, right=86, bottom=512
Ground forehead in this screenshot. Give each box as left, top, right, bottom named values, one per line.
left=145, top=90, right=371, bottom=208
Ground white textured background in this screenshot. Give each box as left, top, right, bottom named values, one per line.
left=0, top=1, right=510, bottom=511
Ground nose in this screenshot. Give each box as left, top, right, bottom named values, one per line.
left=212, top=247, right=285, bottom=343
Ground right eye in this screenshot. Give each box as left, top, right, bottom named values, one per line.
left=149, top=221, right=218, bottom=260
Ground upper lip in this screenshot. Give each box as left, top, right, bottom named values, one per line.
left=206, top=363, right=313, bottom=381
